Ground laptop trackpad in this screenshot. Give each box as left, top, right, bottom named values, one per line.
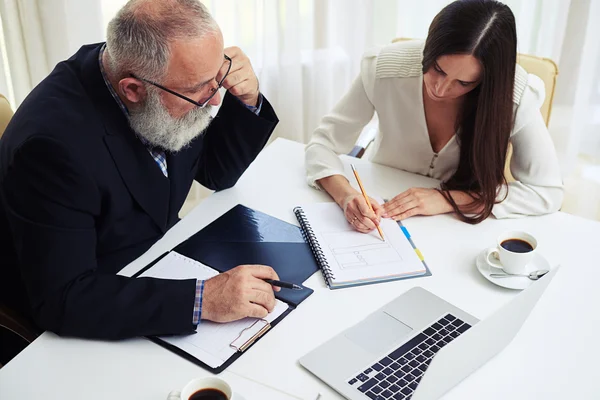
left=345, top=311, right=413, bottom=355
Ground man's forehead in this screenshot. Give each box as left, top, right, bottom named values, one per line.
left=165, top=34, right=224, bottom=86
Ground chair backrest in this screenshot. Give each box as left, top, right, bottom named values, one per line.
left=0, top=94, right=14, bottom=138
left=506, top=54, right=558, bottom=181
left=515, top=54, right=558, bottom=126
left=391, top=38, right=558, bottom=181
left=0, top=304, right=40, bottom=367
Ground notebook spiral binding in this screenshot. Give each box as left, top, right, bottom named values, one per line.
left=293, top=206, right=335, bottom=287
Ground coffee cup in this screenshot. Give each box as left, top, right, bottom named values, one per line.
left=167, top=377, right=244, bottom=400
left=485, top=231, right=537, bottom=274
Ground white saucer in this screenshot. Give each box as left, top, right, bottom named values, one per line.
left=475, top=249, right=552, bottom=290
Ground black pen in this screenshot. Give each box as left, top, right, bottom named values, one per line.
left=264, top=279, right=303, bottom=290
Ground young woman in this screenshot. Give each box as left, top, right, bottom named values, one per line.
left=305, top=0, right=563, bottom=232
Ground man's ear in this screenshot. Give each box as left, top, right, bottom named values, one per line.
left=119, top=77, right=147, bottom=104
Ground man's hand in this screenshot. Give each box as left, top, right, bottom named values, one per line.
left=201, top=264, right=281, bottom=323
left=219, top=46, right=260, bottom=107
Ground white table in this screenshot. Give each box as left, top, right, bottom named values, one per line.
left=1, top=138, right=599, bottom=400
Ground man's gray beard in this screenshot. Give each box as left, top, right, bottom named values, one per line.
left=128, top=87, right=213, bottom=152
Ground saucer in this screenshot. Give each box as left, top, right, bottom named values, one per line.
left=475, top=249, right=552, bottom=290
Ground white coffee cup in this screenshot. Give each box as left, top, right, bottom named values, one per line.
left=485, top=231, right=537, bottom=274
left=167, top=377, right=243, bottom=400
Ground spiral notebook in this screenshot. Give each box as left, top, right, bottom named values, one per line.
left=294, top=202, right=430, bottom=289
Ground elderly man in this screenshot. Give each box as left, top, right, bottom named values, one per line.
left=0, top=0, right=280, bottom=340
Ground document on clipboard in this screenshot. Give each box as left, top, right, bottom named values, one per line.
left=138, top=252, right=290, bottom=370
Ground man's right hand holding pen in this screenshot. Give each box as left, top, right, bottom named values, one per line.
left=202, top=264, right=281, bottom=323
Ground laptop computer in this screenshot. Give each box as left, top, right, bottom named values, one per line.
left=300, top=267, right=558, bottom=400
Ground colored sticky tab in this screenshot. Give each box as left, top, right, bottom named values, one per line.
left=407, top=238, right=417, bottom=249
left=401, top=226, right=411, bottom=239
left=415, top=249, right=424, bottom=261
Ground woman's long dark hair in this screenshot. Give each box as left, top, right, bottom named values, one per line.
left=422, top=0, right=517, bottom=224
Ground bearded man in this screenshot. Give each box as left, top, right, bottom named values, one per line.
left=0, top=0, right=280, bottom=340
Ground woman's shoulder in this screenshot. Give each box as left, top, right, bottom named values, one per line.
left=512, top=64, right=547, bottom=133
left=362, top=39, right=424, bottom=79
left=513, top=64, right=545, bottom=107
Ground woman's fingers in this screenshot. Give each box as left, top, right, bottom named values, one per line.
left=369, top=198, right=386, bottom=219
left=390, top=200, right=419, bottom=220
left=385, top=195, right=416, bottom=217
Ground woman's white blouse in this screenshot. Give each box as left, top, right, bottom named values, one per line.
left=305, top=40, right=564, bottom=218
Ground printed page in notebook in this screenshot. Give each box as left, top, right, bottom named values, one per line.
left=298, top=203, right=426, bottom=286
left=139, top=252, right=289, bottom=368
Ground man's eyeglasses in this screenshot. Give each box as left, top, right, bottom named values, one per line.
left=130, top=55, right=232, bottom=108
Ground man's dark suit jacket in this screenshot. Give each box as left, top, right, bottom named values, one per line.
left=0, top=43, right=278, bottom=340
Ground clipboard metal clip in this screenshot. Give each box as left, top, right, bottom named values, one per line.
left=229, top=318, right=271, bottom=352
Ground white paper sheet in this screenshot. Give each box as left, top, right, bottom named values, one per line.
left=139, top=252, right=289, bottom=368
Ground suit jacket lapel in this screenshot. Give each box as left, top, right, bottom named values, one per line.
left=79, top=43, right=171, bottom=232
left=104, top=135, right=171, bottom=232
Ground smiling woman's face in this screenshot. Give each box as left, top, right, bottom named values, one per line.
left=423, top=54, right=482, bottom=102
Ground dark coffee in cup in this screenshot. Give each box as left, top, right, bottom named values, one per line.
left=500, top=238, right=534, bottom=253
left=188, top=388, right=228, bottom=400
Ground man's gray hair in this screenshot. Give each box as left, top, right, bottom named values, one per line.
left=106, top=0, right=219, bottom=81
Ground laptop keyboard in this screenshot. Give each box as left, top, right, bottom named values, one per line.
left=347, top=313, right=471, bottom=400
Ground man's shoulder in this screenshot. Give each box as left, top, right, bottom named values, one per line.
left=2, top=57, right=106, bottom=156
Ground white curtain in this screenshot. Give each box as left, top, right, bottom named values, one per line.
left=0, top=0, right=103, bottom=106
left=555, top=0, right=600, bottom=173
left=201, top=0, right=600, bottom=174
left=0, top=0, right=49, bottom=106
left=201, top=0, right=376, bottom=144
left=1, top=0, right=599, bottom=174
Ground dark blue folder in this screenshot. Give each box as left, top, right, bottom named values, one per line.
left=136, top=204, right=318, bottom=373
left=174, top=204, right=318, bottom=306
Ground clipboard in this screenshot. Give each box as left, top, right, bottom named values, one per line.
left=230, top=318, right=271, bottom=352
left=134, top=251, right=298, bottom=374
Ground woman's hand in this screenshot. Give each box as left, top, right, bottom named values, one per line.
left=383, top=188, right=451, bottom=220
left=342, top=194, right=385, bottom=233
left=317, top=174, right=384, bottom=233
